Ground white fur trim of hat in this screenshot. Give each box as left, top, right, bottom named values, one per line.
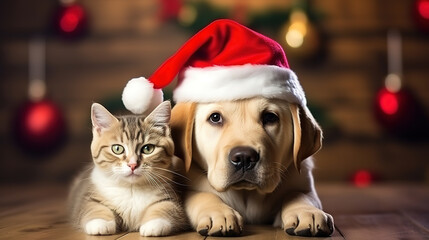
left=173, top=64, right=306, bottom=106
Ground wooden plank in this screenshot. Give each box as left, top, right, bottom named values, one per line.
left=0, top=184, right=66, bottom=213
left=402, top=211, right=429, bottom=233
left=0, top=185, right=123, bottom=240
left=2, top=183, right=429, bottom=239
left=203, top=225, right=344, bottom=240
left=314, top=0, right=414, bottom=32
left=315, top=140, right=429, bottom=181
left=317, top=184, right=429, bottom=215
left=334, top=213, right=429, bottom=240
left=117, top=225, right=345, bottom=240
left=0, top=198, right=124, bottom=240
left=206, top=225, right=279, bottom=240
left=119, top=231, right=205, bottom=240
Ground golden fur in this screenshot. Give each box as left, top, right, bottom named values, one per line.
left=171, top=97, right=334, bottom=237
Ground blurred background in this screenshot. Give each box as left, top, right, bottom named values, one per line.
left=0, top=0, right=428, bottom=186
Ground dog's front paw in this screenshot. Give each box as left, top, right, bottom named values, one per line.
left=139, top=218, right=173, bottom=236
left=282, top=207, right=334, bottom=237
left=196, top=205, right=243, bottom=236
left=84, top=218, right=116, bottom=235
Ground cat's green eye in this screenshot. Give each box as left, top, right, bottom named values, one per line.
left=111, top=144, right=125, bottom=155
left=141, top=144, right=155, bottom=155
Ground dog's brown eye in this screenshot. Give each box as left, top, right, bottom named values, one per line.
left=208, top=112, right=223, bottom=125
left=261, top=112, right=279, bottom=125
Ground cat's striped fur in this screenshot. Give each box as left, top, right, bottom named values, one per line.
left=68, top=101, right=188, bottom=236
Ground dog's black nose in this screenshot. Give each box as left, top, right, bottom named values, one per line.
left=229, top=147, right=260, bottom=171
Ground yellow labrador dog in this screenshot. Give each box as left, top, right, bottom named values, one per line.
left=171, top=97, right=334, bottom=237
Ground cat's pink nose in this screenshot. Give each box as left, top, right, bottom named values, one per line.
left=128, top=163, right=137, bottom=171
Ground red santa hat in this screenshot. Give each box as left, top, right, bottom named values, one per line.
left=122, top=19, right=306, bottom=114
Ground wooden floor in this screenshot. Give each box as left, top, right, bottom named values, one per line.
left=0, top=183, right=428, bottom=240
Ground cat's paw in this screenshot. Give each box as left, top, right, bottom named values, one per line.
left=195, top=205, right=243, bottom=236
left=84, top=218, right=116, bottom=235
left=282, top=207, right=334, bottom=237
left=139, top=218, right=173, bottom=237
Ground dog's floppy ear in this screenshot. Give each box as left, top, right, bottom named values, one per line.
left=289, top=103, right=323, bottom=172
left=170, top=102, right=196, bottom=172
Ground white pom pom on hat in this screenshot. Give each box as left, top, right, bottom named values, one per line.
left=122, top=19, right=307, bottom=115
left=122, top=77, right=163, bottom=115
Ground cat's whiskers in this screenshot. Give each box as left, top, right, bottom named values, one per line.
left=144, top=173, right=169, bottom=200
left=151, top=166, right=190, bottom=182
left=145, top=171, right=176, bottom=200
left=151, top=169, right=189, bottom=187
left=151, top=174, right=179, bottom=201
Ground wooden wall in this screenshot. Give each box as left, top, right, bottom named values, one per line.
left=0, top=0, right=428, bottom=183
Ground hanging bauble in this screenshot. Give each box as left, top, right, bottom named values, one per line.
left=375, top=86, right=412, bottom=131
left=278, top=9, right=323, bottom=61
left=351, top=170, right=374, bottom=188
left=13, top=99, right=66, bottom=154
left=413, top=0, right=429, bottom=32
left=53, top=0, right=88, bottom=39
left=13, top=37, right=67, bottom=156
left=374, top=83, right=426, bottom=138
left=159, top=0, right=182, bottom=22
left=374, top=30, right=428, bottom=138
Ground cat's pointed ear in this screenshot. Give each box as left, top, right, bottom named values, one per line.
left=145, top=101, right=171, bottom=125
left=91, top=103, right=119, bottom=133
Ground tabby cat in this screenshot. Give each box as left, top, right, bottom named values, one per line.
left=68, top=101, right=188, bottom=236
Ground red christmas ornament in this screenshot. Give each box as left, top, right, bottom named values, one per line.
left=13, top=37, right=67, bottom=155
left=159, top=0, right=182, bottom=22
left=378, top=88, right=399, bottom=115
left=374, top=86, right=423, bottom=137
left=414, top=0, right=429, bottom=32
left=53, top=1, right=88, bottom=38
left=374, top=30, right=428, bottom=138
left=13, top=99, right=66, bottom=154
left=351, top=170, right=373, bottom=188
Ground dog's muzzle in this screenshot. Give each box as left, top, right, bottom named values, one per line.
left=229, top=146, right=260, bottom=172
